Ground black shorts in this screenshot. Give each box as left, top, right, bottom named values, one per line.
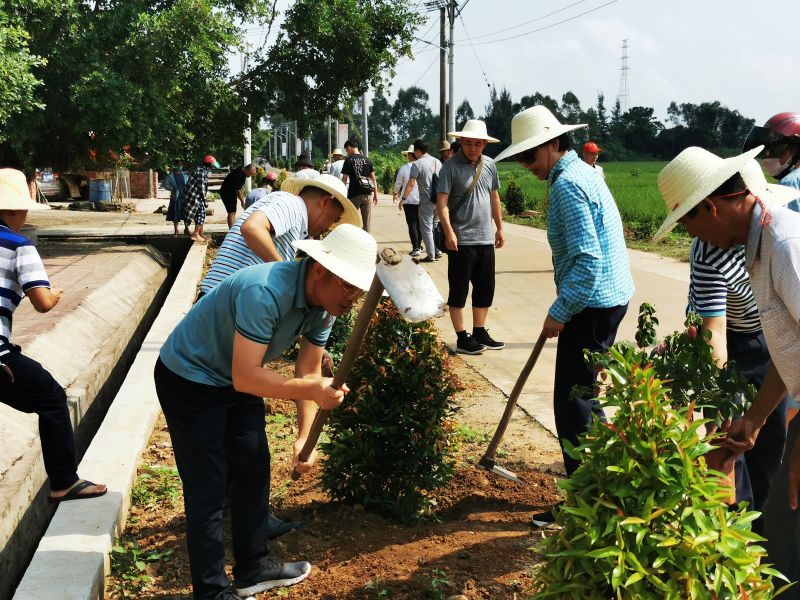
left=220, top=190, right=238, bottom=213
left=446, top=244, right=495, bottom=309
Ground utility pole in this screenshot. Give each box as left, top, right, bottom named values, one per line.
left=617, top=39, right=630, bottom=113
left=362, top=93, right=369, bottom=155
left=447, top=0, right=457, bottom=138
left=439, top=5, right=446, bottom=143
left=242, top=47, right=252, bottom=191
left=327, top=116, right=332, bottom=157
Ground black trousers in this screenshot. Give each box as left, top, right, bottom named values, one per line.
left=402, top=204, right=422, bottom=250
left=154, top=359, right=273, bottom=600
left=728, top=330, right=787, bottom=513
left=554, top=304, right=628, bottom=475
left=0, top=348, right=79, bottom=490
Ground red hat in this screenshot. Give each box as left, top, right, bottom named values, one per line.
left=203, top=155, right=220, bottom=168
left=583, top=141, right=601, bottom=153
left=266, top=171, right=278, bottom=181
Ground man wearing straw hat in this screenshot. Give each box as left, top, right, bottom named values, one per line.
left=653, top=145, right=800, bottom=589
left=199, top=174, right=361, bottom=296
left=401, top=138, right=442, bottom=262
left=394, top=144, right=423, bottom=256
left=436, top=119, right=505, bottom=355
left=155, top=223, right=377, bottom=600
left=438, top=140, right=453, bottom=162
left=327, top=148, right=346, bottom=180
left=494, top=106, right=634, bottom=520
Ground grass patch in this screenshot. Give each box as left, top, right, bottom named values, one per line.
left=131, top=466, right=182, bottom=508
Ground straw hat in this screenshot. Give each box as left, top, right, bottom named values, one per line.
left=494, top=106, right=587, bottom=162
left=282, top=173, right=362, bottom=229
left=438, top=140, right=451, bottom=152
left=331, top=148, right=345, bottom=158
left=0, top=169, right=48, bottom=211
left=652, top=146, right=763, bottom=242
left=292, top=223, right=377, bottom=291
left=740, top=158, right=800, bottom=205
left=400, top=144, right=415, bottom=155
left=448, top=119, right=499, bottom=143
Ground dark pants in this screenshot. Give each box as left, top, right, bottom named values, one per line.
left=402, top=204, right=421, bottom=250
left=350, top=194, right=373, bottom=232
left=154, top=359, right=272, bottom=600
left=728, top=330, right=787, bottom=514
left=554, top=304, right=628, bottom=475
left=446, top=244, right=495, bottom=309
left=0, top=348, right=79, bottom=490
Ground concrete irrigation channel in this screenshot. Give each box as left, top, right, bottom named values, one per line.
left=0, top=233, right=213, bottom=600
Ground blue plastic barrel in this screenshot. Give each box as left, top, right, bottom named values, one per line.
left=89, top=180, right=112, bottom=205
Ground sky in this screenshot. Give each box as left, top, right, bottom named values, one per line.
left=242, top=0, right=799, bottom=127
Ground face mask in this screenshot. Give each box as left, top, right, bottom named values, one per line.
left=760, top=156, right=793, bottom=177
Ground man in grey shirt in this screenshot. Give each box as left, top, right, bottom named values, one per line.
left=402, top=139, right=442, bottom=262
left=437, top=120, right=505, bottom=355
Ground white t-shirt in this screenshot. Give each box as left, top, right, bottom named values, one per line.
left=394, top=163, right=419, bottom=205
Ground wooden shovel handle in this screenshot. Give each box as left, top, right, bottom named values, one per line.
left=481, top=332, right=547, bottom=463
left=291, top=275, right=386, bottom=480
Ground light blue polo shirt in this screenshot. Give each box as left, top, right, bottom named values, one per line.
left=160, top=258, right=334, bottom=387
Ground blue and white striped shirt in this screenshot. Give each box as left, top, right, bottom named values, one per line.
left=199, top=191, right=308, bottom=294
left=0, top=222, right=50, bottom=356
left=546, top=151, right=634, bottom=323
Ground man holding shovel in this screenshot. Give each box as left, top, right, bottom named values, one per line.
left=493, top=106, right=634, bottom=524
left=155, top=224, right=377, bottom=600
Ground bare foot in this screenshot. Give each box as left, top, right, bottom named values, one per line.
left=190, top=235, right=208, bottom=244
left=202, top=234, right=212, bottom=241
left=50, top=479, right=107, bottom=501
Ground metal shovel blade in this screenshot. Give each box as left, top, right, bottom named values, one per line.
left=377, top=252, right=447, bottom=323
left=479, top=456, right=523, bottom=483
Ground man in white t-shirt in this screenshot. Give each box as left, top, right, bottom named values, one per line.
left=581, top=141, right=605, bottom=179
left=393, top=145, right=422, bottom=256
left=327, top=149, right=345, bottom=180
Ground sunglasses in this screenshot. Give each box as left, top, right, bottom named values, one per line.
left=332, top=274, right=365, bottom=300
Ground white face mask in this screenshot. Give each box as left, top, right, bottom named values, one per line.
left=760, top=156, right=793, bottom=177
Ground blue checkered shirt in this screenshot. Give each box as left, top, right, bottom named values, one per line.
left=546, top=151, right=634, bottom=323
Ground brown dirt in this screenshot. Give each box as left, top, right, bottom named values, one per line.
left=106, top=355, right=563, bottom=600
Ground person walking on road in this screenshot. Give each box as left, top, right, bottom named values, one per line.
left=495, top=106, right=634, bottom=509
left=436, top=120, right=505, bottom=355
left=327, top=149, right=346, bottom=180
left=394, top=145, right=422, bottom=256
left=401, top=139, right=442, bottom=262
left=163, top=163, right=189, bottom=236
left=155, top=224, right=377, bottom=600
left=220, top=164, right=257, bottom=229
left=581, top=141, right=605, bottom=179
left=438, top=140, right=452, bottom=162
left=341, top=139, right=378, bottom=231
left=183, top=155, right=219, bottom=243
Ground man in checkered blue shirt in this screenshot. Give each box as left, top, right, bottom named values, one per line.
left=495, top=107, right=634, bottom=495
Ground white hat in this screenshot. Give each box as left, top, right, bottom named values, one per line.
left=331, top=148, right=345, bottom=157
left=448, top=119, right=500, bottom=143
left=0, top=169, right=48, bottom=211
left=281, top=173, right=363, bottom=229
left=400, top=144, right=415, bottom=155
left=292, top=223, right=377, bottom=291
left=740, top=158, right=800, bottom=205
left=652, top=146, right=764, bottom=242
left=495, top=106, right=587, bottom=162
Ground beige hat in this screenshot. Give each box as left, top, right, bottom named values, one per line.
left=740, top=158, right=800, bottom=205
left=400, top=144, right=415, bottom=155
left=282, top=174, right=363, bottom=229
left=0, top=169, right=48, bottom=211
left=652, top=146, right=763, bottom=242
left=448, top=119, right=499, bottom=143
left=438, top=140, right=451, bottom=152
left=495, top=106, right=587, bottom=162
left=292, top=223, right=377, bottom=291
left=331, top=148, right=345, bottom=158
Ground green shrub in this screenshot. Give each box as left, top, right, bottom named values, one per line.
left=275, top=168, right=288, bottom=190
left=503, top=179, right=527, bottom=216
left=325, top=306, right=355, bottom=365
left=380, top=165, right=395, bottom=194
left=531, top=346, right=786, bottom=598
left=370, top=150, right=406, bottom=192
left=321, top=301, right=460, bottom=521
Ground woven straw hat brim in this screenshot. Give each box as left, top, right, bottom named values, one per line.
left=292, top=224, right=377, bottom=291
left=0, top=169, right=49, bottom=211
left=282, top=176, right=363, bottom=229
left=448, top=131, right=500, bottom=143
left=495, top=123, right=587, bottom=162
left=652, top=146, right=763, bottom=243
left=740, top=158, right=800, bottom=206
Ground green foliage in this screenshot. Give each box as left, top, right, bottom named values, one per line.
left=531, top=347, right=786, bottom=599
left=110, top=535, right=174, bottom=597
left=321, top=301, right=460, bottom=521
left=370, top=150, right=406, bottom=193
left=275, top=168, right=289, bottom=191
left=131, top=466, right=182, bottom=508
left=0, top=10, right=45, bottom=135
left=325, top=306, right=355, bottom=365
left=502, top=179, right=528, bottom=216
left=365, top=578, right=392, bottom=598
left=424, top=568, right=451, bottom=599
left=380, top=165, right=395, bottom=194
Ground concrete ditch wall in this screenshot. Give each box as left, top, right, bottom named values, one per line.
left=0, top=243, right=171, bottom=599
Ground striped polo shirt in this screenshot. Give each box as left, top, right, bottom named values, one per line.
left=688, top=239, right=761, bottom=333
left=1, top=222, right=50, bottom=356
left=199, top=191, right=308, bottom=294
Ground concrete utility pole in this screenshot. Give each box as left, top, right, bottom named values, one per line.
left=327, top=116, right=332, bottom=157
left=447, top=0, right=457, bottom=138
left=362, top=94, right=369, bottom=155
left=439, top=6, right=446, bottom=143
left=244, top=116, right=252, bottom=192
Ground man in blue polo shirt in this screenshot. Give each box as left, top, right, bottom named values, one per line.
left=155, top=224, right=377, bottom=600
left=495, top=106, right=634, bottom=523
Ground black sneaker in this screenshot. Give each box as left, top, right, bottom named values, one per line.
left=434, top=251, right=444, bottom=259
left=409, top=248, right=422, bottom=257
left=419, top=254, right=437, bottom=263
left=473, top=328, right=505, bottom=350
left=267, top=514, right=303, bottom=541
left=235, top=559, right=312, bottom=597
left=456, top=334, right=485, bottom=355
left=531, top=503, right=563, bottom=527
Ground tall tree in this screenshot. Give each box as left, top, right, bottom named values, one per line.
left=0, top=9, right=44, bottom=138
left=560, top=91, right=583, bottom=125
left=391, top=86, right=436, bottom=145
left=514, top=92, right=561, bottom=118
left=455, top=99, right=474, bottom=130
left=482, top=86, right=514, bottom=153
left=595, top=93, right=609, bottom=142
left=368, top=92, right=395, bottom=149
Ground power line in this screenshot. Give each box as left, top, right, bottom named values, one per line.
left=454, top=0, right=592, bottom=42
left=410, top=53, right=440, bottom=87
left=460, top=0, right=619, bottom=46
left=457, top=12, right=492, bottom=92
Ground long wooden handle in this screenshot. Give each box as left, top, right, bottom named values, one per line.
left=481, top=332, right=547, bottom=463
left=291, top=275, right=386, bottom=480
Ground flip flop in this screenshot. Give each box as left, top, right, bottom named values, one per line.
left=49, top=480, right=107, bottom=503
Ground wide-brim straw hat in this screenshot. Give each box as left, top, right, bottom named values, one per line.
left=652, top=146, right=763, bottom=242
left=740, top=158, right=800, bottom=205
left=400, top=144, right=415, bottom=155
left=282, top=173, right=362, bottom=229
left=331, top=148, right=345, bottom=158
left=292, top=223, right=377, bottom=291
left=448, top=119, right=499, bottom=143
left=0, top=169, right=48, bottom=211
left=438, top=140, right=451, bottom=152
left=495, top=106, right=587, bottom=162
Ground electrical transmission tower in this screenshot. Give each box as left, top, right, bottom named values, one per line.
left=617, top=39, right=630, bottom=113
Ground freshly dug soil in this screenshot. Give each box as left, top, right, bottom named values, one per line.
left=106, top=356, right=563, bottom=599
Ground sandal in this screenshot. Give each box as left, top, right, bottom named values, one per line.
left=49, top=480, right=107, bottom=503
